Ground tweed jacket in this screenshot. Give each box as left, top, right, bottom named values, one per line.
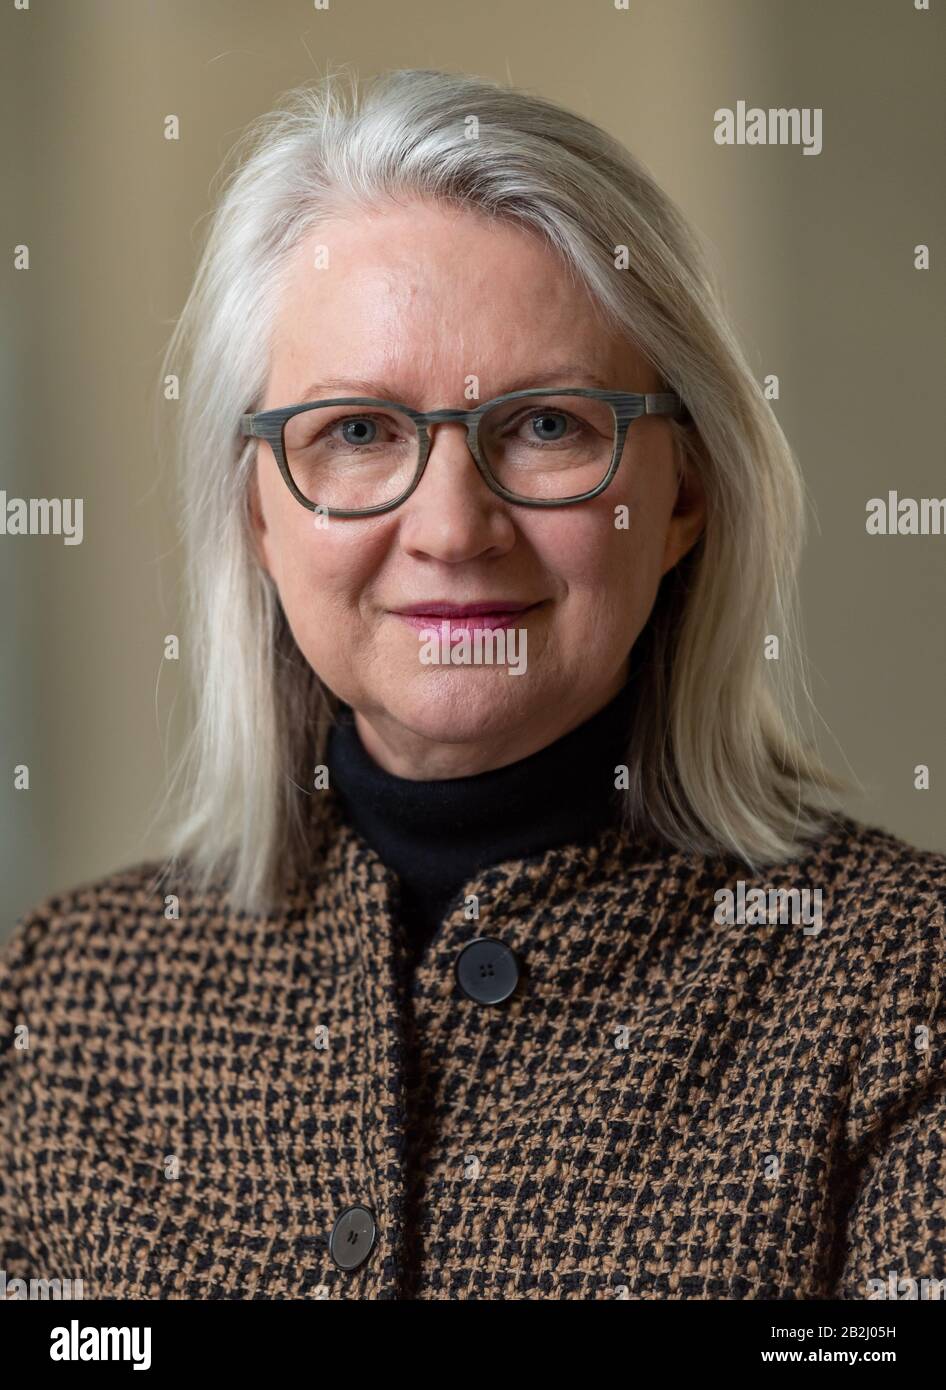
left=2, top=790, right=945, bottom=1301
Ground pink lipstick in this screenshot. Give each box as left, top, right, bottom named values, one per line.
left=391, top=600, right=542, bottom=632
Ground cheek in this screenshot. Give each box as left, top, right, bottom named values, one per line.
left=528, top=504, right=643, bottom=600
left=258, top=458, right=359, bottom=602
left=276, top=526, right=376, bottom=622
left=258, top=485, right=381, bottom=674
left=272, top=540, right=363, bottom=692
left=524, top=490, right=668, bottom=651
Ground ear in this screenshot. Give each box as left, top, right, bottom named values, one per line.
left=659, top=429, right=708, bottom=577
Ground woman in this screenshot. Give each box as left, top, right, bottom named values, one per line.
left=2, top=68, right=943, bottom=1302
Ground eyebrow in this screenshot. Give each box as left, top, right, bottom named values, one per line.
left=291, top=366, right=616, bottom=405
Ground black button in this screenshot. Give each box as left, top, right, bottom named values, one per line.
left=455, top=937, right=520, bottom=1005
left=329, top=1204, right=376, bottom=1271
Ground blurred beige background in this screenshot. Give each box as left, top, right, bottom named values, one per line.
left=2, top=0, right=943, bottom=939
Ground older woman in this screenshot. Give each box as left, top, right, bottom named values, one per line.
left=2, top=68, right=944, bottom=1303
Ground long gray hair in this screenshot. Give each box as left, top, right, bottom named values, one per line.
left=156, top=65, right=848, bottom=914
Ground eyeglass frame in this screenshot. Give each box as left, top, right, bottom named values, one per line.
left=240, top=386, right=690, bottom=518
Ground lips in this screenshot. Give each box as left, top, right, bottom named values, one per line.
left=391, top=600, right=541, bottom=632
left=395, top=601, right=536, bottom=617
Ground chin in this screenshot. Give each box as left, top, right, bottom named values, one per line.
left=388, top=668, right=535, bottom=744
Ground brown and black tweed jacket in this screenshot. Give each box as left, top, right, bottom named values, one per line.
left=1, top=790, right=945, bottom=1300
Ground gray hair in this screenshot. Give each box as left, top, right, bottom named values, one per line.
left=156, top=65, right=849, bottom=913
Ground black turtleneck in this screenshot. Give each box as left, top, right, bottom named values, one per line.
left=325, top=666, right=640, bottom=960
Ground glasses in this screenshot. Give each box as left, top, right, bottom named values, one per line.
left=240, top=387, right=689, bottom=517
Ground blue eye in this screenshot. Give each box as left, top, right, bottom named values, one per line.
left=340, top=418, right=379, bottom=445
left=529, top=412, right=569, bottom=441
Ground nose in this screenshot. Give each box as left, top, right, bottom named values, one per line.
left=398, top=419, right=514, bottom=561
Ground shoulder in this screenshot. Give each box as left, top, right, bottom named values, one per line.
left=646, top=807, right=945, bottom=949
left=0, top=858, right=211, bottom=1007
left=797, top=808, right=946, bottom=900
left=764, top=809, right=946, bottom=948
left=775, top=809, right=946, bottom=977
left=692, top=811, right=945, bottom=1078
left=791, top=813, right=946, bottom=1134
left=815, top=813, right=945, bottom=1000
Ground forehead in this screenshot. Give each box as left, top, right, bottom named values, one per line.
left=264, top=200, right=648, bottom=406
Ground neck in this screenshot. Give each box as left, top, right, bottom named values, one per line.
left=325, top=663, right=641, bottom=959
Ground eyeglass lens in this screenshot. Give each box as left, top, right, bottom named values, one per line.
left=281, top=394, right=618, bottom=510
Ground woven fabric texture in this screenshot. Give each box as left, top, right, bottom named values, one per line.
left=2, top=791, right=944, bottom=1299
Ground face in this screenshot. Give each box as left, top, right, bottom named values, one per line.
left=251, top=199, right=705, bottom=778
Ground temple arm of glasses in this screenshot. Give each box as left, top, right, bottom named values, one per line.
left=241, top=414, right=259, bottom=437
left=644, top=393, right=687, bottom=419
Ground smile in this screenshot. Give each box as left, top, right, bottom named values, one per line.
left=390, top=601, right=544, bottom=632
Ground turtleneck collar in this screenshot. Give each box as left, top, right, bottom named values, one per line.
left=325, top=663, right=640, bottom=959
